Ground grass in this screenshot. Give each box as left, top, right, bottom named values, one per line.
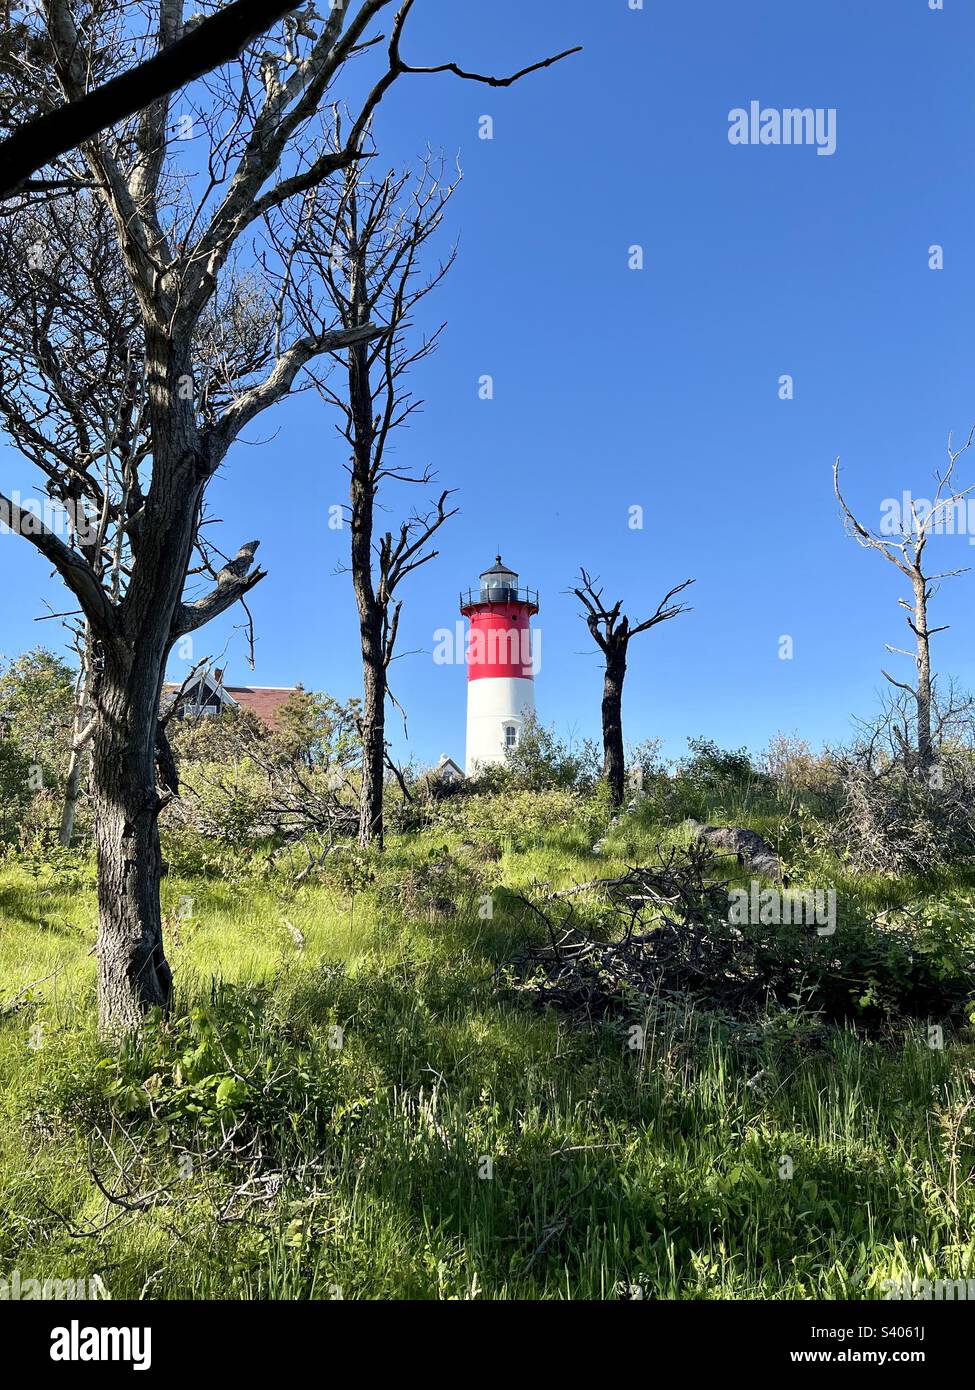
left=0, top=787, right=974, bottom=1300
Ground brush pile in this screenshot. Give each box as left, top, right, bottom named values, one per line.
left=498, top=843, right=768, bottom=1021
left=498, top=843, right=973, bottom=1026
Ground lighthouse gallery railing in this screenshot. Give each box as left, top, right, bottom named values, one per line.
left=459, top=586, right=540, bottom=609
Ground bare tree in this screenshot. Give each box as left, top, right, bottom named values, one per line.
left=0, top=2, right=309, bottom=200
left=307, top=149, right=458, bottom=848
left=833, top=429, right=975, bottom=781
left=573, top=569, right=694, bottom=807
left=0, top=1, right=577, bottom=1034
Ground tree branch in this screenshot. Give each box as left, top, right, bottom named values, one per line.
left=0, top=1, right=307, bottom=201
left=171, top=540, right=265, bottom=638
left=206, top=321, right=384, bottom=463
left=0, top=489, right=116, bottom=635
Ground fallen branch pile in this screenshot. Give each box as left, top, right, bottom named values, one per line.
left=498, top=845, right=780, bottom=1021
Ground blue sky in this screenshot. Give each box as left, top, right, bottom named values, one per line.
left=3, top=0, right=975, bottom=768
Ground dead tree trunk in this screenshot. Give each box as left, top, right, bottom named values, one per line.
left=573, top=569, right=693, bottom=807
left=601, top=649, right=627, bottom=808
left=358, top=647, right=386, bottom=848
left=834, top=436, right=974, bottom=782
left=59, top=740, right=85, bottom=847
left=351, top=443, right=386, bottom=847
left=59, top=673, right=88, bottom=847
left=317, top=155, right=459, bottom=848
left=912, top=570, right=935, bottom=779
left=92, top=648, right=171, bottom=1031
left=59, top=623, right=95, bottom=847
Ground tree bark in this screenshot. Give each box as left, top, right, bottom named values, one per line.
left=358, top=639, right=385, bottom=849
left=91, top=646, right=172, bottom=1036
left=602, top=652, right=626, bottom=808
left=913, top=572, right=934, bottom=779
left=91, top=332, right=203, bottom=1035
left=348, top=331, right=386, bottom=851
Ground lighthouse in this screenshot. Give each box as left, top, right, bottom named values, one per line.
left=460, top=557, right=539, bottom=774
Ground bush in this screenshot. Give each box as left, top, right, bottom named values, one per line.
left=0, top=737, right=32, bottom=840
left=762, top=732, right=836, bottom=796
left=831, top=747, right=975, bottom=875
left=437, top=786, right=598, bottom=853
left=100, top=983, right=351, bottom=1156
left=169, top=758, right=275, bottom=842
left=679, top=736, right=759, bottom=790
left=638, top=737, right=775, bottom=825
left=375, top=845, right=490, bottom=924
left=465, top=715, right=599, bottom=794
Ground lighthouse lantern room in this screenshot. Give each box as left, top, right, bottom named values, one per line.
left=460, top=557, right=539, bottom=775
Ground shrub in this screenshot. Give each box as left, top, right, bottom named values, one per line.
left=640, top=737, right=775, bottom=824
left=679, top=736, right=758, bottom=789
left=465, top=715, right=600, bottom=794
left=168, top=705, right=269, bottom=764
left=375, top=845, right=489, bottom=924
left=762, top=732, right=836, bottom=795
left=831, top=748, right=975, bottom=875
left=99, top=983, right=350, bottom=1155
left=0, top=738, right=32, bottom=840
left=437, top=786, right=595, bottom=853
left=169, top=758, right=276, bottom=843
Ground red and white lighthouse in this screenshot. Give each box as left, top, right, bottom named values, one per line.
left=460, top=557, right=539, bottom=774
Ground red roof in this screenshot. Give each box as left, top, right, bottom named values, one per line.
left=223, top=686, right=296, bottom=730
left=161, top=683, right=297, bottom=731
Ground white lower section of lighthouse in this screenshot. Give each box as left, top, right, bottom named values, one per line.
left=465, top=676, right=535, bottom=775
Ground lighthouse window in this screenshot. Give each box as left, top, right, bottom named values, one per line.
left=504, top=723, right=518, bottom=749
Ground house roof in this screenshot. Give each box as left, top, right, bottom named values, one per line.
left=418, top=754, right=464, bottom=785
left=161, top=681, right=297, bottom=731
left=224, top=686, right=296, bottom=730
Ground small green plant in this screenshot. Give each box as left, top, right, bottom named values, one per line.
left=99, top=984, right=349, bottom=1154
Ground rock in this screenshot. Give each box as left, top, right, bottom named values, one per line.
left=686, top=819, right=783, bottom=881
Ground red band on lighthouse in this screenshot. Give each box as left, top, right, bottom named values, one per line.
left=463, top=603, right=534, bottom=681
left=459, top=556, right=540, bottom=774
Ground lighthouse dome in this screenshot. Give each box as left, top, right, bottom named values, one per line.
left=479, top=555, right=518, bottom=602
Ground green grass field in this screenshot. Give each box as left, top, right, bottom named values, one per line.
left=1, top=794, right=974, bottom=1300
